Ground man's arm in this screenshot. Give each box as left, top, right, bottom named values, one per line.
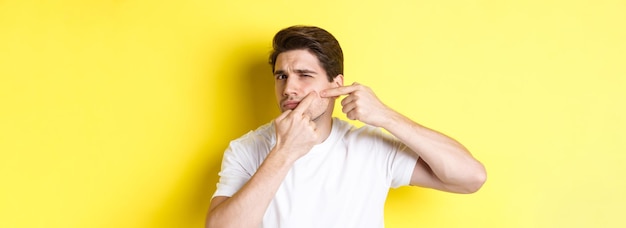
left=206, top=92, right=321, bottom=228
left=322, top=83, right=486, bottom=193
left=207, top=148, right=298, bottom=228
left=382, top=111, right=486, bottom=193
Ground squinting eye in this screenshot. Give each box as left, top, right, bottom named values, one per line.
left=276, top=74, right=287, bottom=80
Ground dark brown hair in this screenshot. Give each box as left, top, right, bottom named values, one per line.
left=269, top=26, right=344, bottom=82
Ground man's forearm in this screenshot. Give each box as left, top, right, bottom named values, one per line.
left=382, top=111, right=486, bottom=192
left=206, top=149, right=295, bottom=228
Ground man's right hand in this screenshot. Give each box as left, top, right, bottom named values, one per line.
left=207, top=91, right=321, bottom=228
left=273, top=91, right=320, bottom=161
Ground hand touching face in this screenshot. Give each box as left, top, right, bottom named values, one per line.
left=273, top=91, right=321, bottom=160
left=321, top=82, right=393, bottom=128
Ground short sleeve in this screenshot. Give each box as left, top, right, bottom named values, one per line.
left=383, top=134, right=419, bottom=188
left=212, top=141, right=253, bottom=198
left=211, top=123, right=275, bottom=199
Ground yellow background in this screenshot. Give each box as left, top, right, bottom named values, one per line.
left=1, top=0, right=624, bottom=227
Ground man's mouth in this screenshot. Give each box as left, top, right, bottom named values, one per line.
left=282, top=101, right=300, bottom=110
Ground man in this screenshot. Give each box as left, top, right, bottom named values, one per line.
left=206, top=25, right=486, bottom=228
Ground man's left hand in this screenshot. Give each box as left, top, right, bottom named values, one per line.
left=321, top=82, right=394, bottom=128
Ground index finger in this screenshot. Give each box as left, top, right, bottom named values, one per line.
left=293, top=91, right=318, bottom=113
left=321, top=85, right=358, bottom=98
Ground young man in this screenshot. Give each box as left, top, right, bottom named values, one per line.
left=206, top=26, right=486, bottom=228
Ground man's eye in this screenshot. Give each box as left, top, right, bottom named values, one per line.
left=276, top=74, right=287, bottom=80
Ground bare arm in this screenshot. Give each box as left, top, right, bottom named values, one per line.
left=381, top=111, right=486, bottom=193
left=322, top=83, right=486, bottom=193
left=206, top=148, right=297, bottom=228
left=206, top=92, right=321, bottom=228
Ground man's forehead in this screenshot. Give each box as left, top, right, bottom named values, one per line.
left=274, top=50, right=324, bottom=73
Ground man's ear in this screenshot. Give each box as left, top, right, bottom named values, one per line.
left=333, top=74, right=344, bottom=87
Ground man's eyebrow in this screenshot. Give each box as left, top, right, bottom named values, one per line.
left=273, top=69, right=318, bottom=75
left=294, top=69, right=317, bottom=74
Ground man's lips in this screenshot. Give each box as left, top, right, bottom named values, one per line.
left=282, top=101, right=300, bottom=110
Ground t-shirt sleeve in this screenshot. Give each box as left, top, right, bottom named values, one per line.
left=212, top=140, right=253, bottom=198
left=383, top=133, right=419, bottom=188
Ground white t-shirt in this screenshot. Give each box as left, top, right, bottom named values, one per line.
left=213, top=118, right=418, bottom=228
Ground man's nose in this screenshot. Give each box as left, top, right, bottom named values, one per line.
left=282, top=77, right=299, bottom=96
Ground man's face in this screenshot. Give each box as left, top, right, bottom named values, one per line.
left=273, top=49, right=342, bottom=121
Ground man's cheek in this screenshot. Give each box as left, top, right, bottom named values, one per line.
left=316, top=98, right=330, bottom=112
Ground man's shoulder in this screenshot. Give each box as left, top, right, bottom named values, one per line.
left=229, top=121, right=275, bottom=148
left=333, top=118, right=386, bottom=141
